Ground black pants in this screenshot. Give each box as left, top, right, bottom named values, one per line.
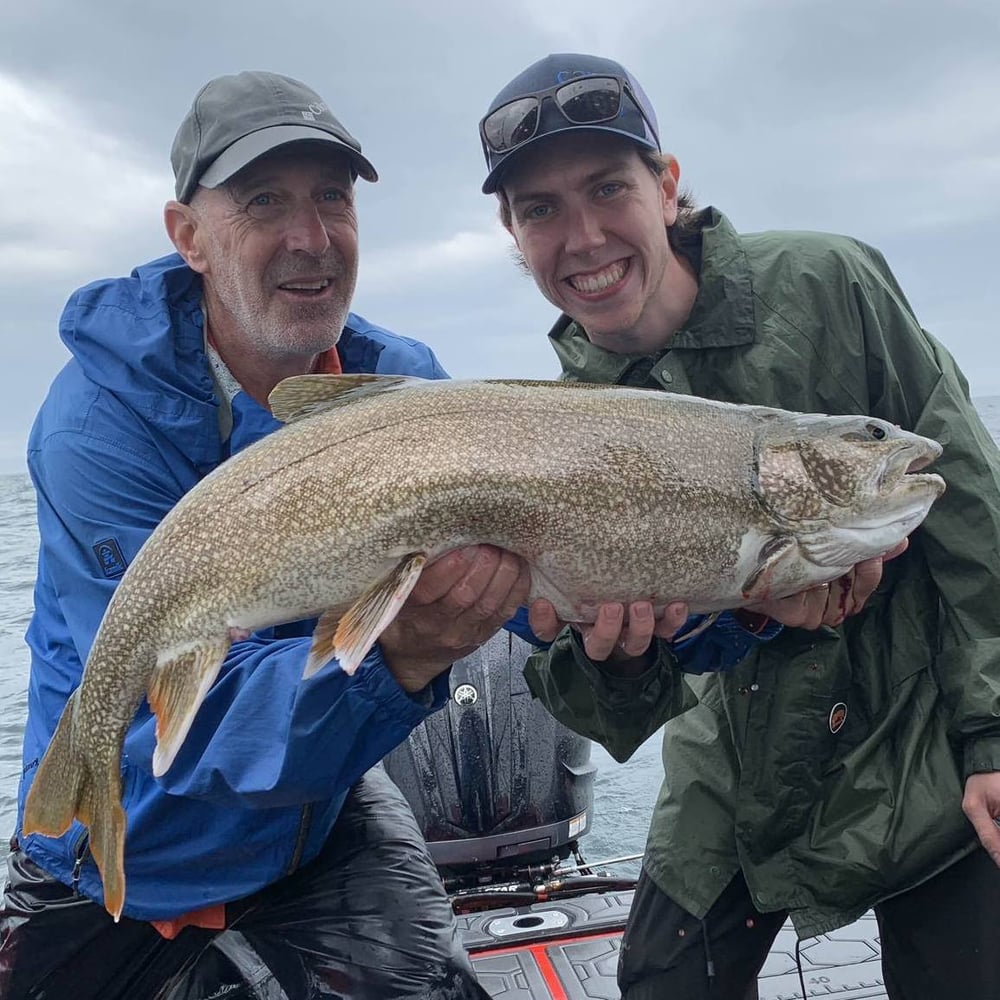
left=0, top=768, right=490, bottom=1000
left=618, top=848, right=1000, bottom=999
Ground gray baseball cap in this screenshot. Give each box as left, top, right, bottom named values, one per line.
left=171, top=70, right=378, bottom=203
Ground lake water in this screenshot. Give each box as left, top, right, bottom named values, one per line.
left=3, top=395, right=1000, bottom=870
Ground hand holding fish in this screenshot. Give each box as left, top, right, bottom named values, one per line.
left=746, top=539, right=909, bottom=630
left=528, top=598, right=691, bottom=669
left=528, top=540, right=913, bottom=666
left=380, top=545, right=532, bottom=692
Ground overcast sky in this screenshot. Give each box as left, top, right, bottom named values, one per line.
left=1, top=0, right=997, bottom=475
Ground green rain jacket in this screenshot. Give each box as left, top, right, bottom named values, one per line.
left=524, top=207, right=1000, bottom=937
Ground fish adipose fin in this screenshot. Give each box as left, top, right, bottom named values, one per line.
left=148, top=637, right=232, bottom=778
left=740, top=535, right=798, bottom=601
left=22, top=689, right=129, bottom=921
left=305, top=552, right=428, bottom=678
left=268, top=373, right=425, bottom=424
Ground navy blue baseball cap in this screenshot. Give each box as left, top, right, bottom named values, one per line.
left=479, top=53, right=660, bottom=194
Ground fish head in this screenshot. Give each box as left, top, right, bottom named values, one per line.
left=755, top=413, right=946, bottom=568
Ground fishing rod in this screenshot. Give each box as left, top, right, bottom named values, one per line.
left=552, top=852, right=643, bottom=874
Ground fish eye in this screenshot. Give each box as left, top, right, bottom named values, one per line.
left=866, top=422, right=888, bottom=441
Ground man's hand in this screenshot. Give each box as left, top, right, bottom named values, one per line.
left=529, top=598, right=690, bottom=672
left=745, top=539, right=909, bottom=630
left=963, top=772, right=1000, bottom=868
left=378, top=545, right=531, bottom=692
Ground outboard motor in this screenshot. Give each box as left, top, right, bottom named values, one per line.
left=383, top=630, right=595, bottom=889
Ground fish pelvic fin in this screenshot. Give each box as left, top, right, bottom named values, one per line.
left=305, top=552, right=428, bottom=678
left=268, top=373, right=426, bottom=424
left=22, top=690, right=129, bottom=922
left=740, top=535, right=798, bottom=601
left=678, top=612, right=722, bottom=642
left=148, top=637, right=231, bottom=778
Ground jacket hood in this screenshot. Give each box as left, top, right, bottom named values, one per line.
left=58, top=252, right=221, bottom=466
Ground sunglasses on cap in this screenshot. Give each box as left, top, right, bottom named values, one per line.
left=480, top=75, right=658, bottom=155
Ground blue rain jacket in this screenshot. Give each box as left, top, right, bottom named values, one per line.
left=16, top=253, right=459, bottom=920
left=16, top=253, right=768, bottom=921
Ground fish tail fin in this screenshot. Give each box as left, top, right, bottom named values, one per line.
left=77, top=759, right=127, bottom=922
left=306, top=552, right=427, bottom=678
left=22, top=690, right=85, bottom=838
left=22, top=690, right=128, bottom=922
left=148, top=637, right=231, bottom=778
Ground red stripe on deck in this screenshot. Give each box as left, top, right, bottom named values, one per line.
left=532, top=945, right=568, bottom=1000
left=472, top=929, right=623, bottom=1000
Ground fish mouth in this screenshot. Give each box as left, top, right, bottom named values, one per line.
left=905, top=453, right=936, bottom=473
left=876, top=439, right=944, bottom=494
left=843, top=450, right=945, bottom=537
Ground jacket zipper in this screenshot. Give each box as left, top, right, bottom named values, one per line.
left=71, top=831, right=90, bottom=896
left=286, top=803, right=313, bottom=875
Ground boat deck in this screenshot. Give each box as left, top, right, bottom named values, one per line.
left=459, top=890, right=886, bottom=999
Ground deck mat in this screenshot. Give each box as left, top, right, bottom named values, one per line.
left=462, top=896, right=887, bottom=999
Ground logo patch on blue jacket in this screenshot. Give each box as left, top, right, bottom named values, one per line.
left=93, top=538, right=128, bottom=579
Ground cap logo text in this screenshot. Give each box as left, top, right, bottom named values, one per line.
left=301, top=101, right=328, bottom=122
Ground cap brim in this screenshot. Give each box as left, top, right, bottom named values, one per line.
left=482, top=124, right=657, bottom=194
left=199, top=124, right=378, bottom=190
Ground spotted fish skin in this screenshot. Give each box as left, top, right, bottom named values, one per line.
left=22, top=375, right=945, bottom=919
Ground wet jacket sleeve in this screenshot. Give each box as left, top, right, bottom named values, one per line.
left=30, top=427, right=446, bottom=810
left=521, top=612, right=779, bottom=762
left=846, top=245, right=1000, bottom=779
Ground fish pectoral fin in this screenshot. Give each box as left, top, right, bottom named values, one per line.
left=798, top=529, right=876, bottom=569
left=740, top=535, right=798, bottom=601
left=22, top=690, right=129, bottom=922
left=148, top=638, right=231, bottom=778
left=304, top=552, right=428, bottom=679
left=268, top=373, right=426, bottom=424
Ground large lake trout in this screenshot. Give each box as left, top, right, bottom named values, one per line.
left=23, top=374, right=946, bottom=918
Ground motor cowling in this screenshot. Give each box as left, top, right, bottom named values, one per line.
left=382, top=630, right=594, bottom=880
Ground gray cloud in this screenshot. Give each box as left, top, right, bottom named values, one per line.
left=2, top=0, right=998, bottom=474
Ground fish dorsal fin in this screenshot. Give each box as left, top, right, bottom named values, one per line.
left=268, top=373, right=427, bottom=424
left=482, top=378, right=625, bottom=391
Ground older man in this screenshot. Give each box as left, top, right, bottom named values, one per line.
left=480, top=53, right=1000, bottom=999
left=0, top=71, right=532, bottom=1000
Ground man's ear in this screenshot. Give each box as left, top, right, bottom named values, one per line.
left=659, top=154, right=681, bottom=227
left=164, top=200, right=208, bottom=273
left=497, top=192, right=522, bottom=248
